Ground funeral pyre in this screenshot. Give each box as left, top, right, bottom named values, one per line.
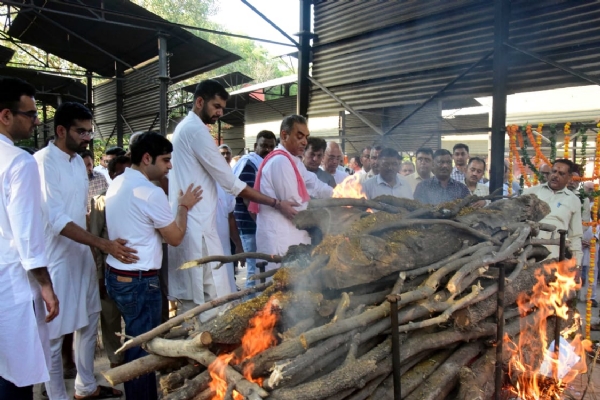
left=103, top=191, right=592, bottom=400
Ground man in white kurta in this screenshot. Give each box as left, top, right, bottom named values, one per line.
left=36, top=102, right=131, bottom=400
left=0, top=77, right=58, bottom=399
left=523, top=159, right=583, bottom=265
left=169, top=80, right=298, bottom=320
left=255, top=115, right=333, bottom=271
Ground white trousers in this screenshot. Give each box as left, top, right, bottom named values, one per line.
left=47, top=312, right=100, bottom=400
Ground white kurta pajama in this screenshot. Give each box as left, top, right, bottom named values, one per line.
left=168, top=112, right=245, bottom=314
left=255, top=144, right=333, bottom=271
left=0, top=135, right=51, bottom=388
left=35, top=142, right=101, bottom=399
left=216, top=185, right=237, bottom=291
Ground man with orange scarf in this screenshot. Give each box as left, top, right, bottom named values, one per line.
left=250, top=115, right=333, bottom=271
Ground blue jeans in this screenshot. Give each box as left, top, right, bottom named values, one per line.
left=241, top=233, right=257, bottom=289
left=106, top=271, right=161, bottom=400
left=0, top=376, right=32, bottom=399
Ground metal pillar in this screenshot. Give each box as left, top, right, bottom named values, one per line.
left=42, top=102, right=48, bottom=146
left=338, top=111, right=346, bottom=154
left=86, top=70, right=94, bottom=154
left=158, top=33, right=169, bottom=136
left=489, top=0, right=510, bottom=195
left=494, top=264, right=505, bottom=400
left=218, top=120, right=222, bottom=145
left=116, top=63, right=124, bottom=148
left=297, top=0, right=311, bottom=117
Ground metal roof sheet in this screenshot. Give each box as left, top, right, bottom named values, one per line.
left=7, top=0, right=240, bottom=80
left=181, top=72, right=254, bottom=93
left=0, top=66, right=85, bottom=107
left=309, top=0, right=600, bottom=150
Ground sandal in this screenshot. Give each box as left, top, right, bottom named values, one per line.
left=73, top=385, right=122, bottom=399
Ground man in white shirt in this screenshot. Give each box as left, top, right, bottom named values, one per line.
left=523, top=159, right=583, bottom=264
left=35, top=102, right=136, bottom=400
left=362, top=148, right=413, bottom=200
left=367, top=145, right=383, bottom=181
left=321, top=141, right=348, bottom=185
left=406, top=147, right=434, bottom=192
left=106, top=132, right=201, bottom=400
left=253, top=115, right=333, bottom=272
left=168, top=80, right=298, bottom=321
left=0, top=77, right=59, bottom=400
left=355, top=146, right=371, bottom=182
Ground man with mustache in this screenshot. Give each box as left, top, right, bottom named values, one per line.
left=168, top=80, right=298, bottom=323
left=413, top=148, right=470, bottom=205
left=523, top=159, right=583, bottom=265
left=35, top=102, right=135, bottom=400
left=251, top=115, right=333, bottom=273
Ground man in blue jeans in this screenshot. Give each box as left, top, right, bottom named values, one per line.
left=232, top=130, right=277, bottom=288
left=105, top=132, right=202, bottom=399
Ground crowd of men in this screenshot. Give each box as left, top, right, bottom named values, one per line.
left=0, top=76, right=593, bottom=400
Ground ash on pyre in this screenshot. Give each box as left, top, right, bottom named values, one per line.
left=103, top=189, right=591, bottom=400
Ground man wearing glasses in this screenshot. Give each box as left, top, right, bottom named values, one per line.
left=321, top=141, right=348, bottom=185
left=35, top=102, right=135, bottom=400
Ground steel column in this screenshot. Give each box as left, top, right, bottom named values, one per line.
left=116, top=63, right=124, bottom=148
left=339, top=111, right=346, bottom=154
left=297, top=0, right=311, bottom=117
left=86, top=70, right=94, bottom=154
left=42, top=102, right=48, bottom=146
left=489, top=0, right=510, bottom=196
left=158, top=33, right=169, bottom=136
left=494, top=264, right=505, bottom=400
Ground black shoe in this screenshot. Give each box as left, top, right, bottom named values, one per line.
left=592, top=299, right=599, bottom=308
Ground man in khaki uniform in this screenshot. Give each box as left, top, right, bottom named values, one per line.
left=523, top=159, right=583, bottom=264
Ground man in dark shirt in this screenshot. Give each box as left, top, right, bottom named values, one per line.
left=414, top=149, right=470, bottom=205
left=232, top=130, right=277, bottom=288
left=302, top=137, right=336, bottom=188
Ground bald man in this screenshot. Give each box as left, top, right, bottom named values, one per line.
left=539, top=163, right=551, bottom=184
left=322, top=141, right=349, bottom=184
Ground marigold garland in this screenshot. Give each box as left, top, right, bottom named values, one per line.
left=563, top=122, right=571, bottom=159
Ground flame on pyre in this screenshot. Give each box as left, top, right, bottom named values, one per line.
left=504, top=258, right=592, bottom=399
left=332, top=175, right=366, bottom=199
left=208, top=296, right=280, bottom=399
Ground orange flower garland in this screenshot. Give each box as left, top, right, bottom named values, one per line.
left=563, top=122, right=571, bottom=159
left=515, top=129, right=531, bottom=187
left=507, top=125, right=517, bottom=196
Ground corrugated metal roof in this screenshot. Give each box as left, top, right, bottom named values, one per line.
left=94, top=61, right=162, bottom=139
left=7, top=0, right=240, bottom=80
left=309, top=0, right=600, bottom=150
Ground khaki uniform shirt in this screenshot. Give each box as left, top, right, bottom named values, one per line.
left=523, top=183, right=583, bottom=264
left=406, top=172, right=433, bottom=192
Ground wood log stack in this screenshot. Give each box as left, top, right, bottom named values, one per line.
left=102, top=194, right=578, bottom=400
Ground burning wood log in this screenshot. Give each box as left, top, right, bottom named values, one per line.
left=103, top=194, right=589, bottom=400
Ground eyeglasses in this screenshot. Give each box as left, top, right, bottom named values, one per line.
left=71, top=127, right=96, bottom=139
left=12, top=110, right=39, bottom=122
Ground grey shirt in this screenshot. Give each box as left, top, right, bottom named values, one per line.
left=362, top=174, right=413, bottom=200
left=309, top=168, right=336, bottom=188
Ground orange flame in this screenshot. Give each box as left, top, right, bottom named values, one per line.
left=332, top=175, right=366, bottom=199
left=208, top=297, right=280, bottom=399
left=504, top=258, right=592, bottom=399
